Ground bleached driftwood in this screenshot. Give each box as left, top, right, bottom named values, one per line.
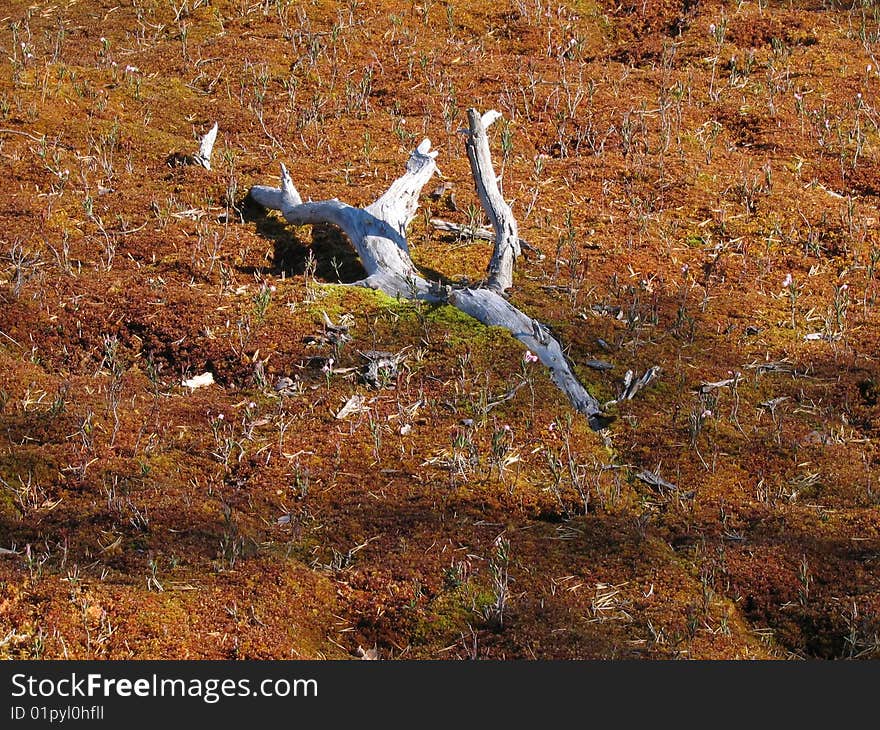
left=193, top=122, right=218, bottom=170
left=430, top=216, right=493, bottom=239
left=429, top=218, right=537, bottom=257
left=248, top=109, right=610, bottom=429
left=168, top=122, right=217, bottom=170
left=615, top=366, right=661, bottom=403
left=251, top=140, right=438, bottom=301
left=463, top=109, right=520, bottom=292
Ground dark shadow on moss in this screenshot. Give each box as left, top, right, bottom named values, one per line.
left=241, top=194, right=454, bottom=287
left=240, top=195, right=365, bottom=282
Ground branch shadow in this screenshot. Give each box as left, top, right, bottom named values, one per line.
left=239, top=196, right=366, bottom=282
left=241, top=196, right=454, bottom=286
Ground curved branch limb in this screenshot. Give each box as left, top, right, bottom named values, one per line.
left=248, top=163, right=303, bottom=214
left=248, top=160, right=423, bottom=282
left=465, top=109, right=520, bottom=292
left=354, top=270, right=444, bottom=304
left=448, top=287, right=610, bottom=428
left=481, top=110, right=502, bottom=128
left=365, top=139, right=438, bottom=250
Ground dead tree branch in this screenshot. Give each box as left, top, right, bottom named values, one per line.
left=463, top=109, right=520, bottom=292
left=247, top=109, right=610, bottom=429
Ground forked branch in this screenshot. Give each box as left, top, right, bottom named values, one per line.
left=247, top=109, right=609, bottom=428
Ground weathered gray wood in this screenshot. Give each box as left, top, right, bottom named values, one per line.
left=464, top=109, right=520, bottom=292
left=366, top=139, right=438, bottom=247
left=614, top=366, right=661, bottom=403
left=429, top=218, right=535, bottom=255
left=636, top=469, right=680, bottom=493
left=247, top=114, right=610, bottom=429
left=167, top=122, right=217, bottom=169
left=250, top=146, right=435, bottom=294
left=448, top=287, right=606, bottom=427
left=430, top=217, right=496, bottom=241
left=193, top=122, right=217, bottom=170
